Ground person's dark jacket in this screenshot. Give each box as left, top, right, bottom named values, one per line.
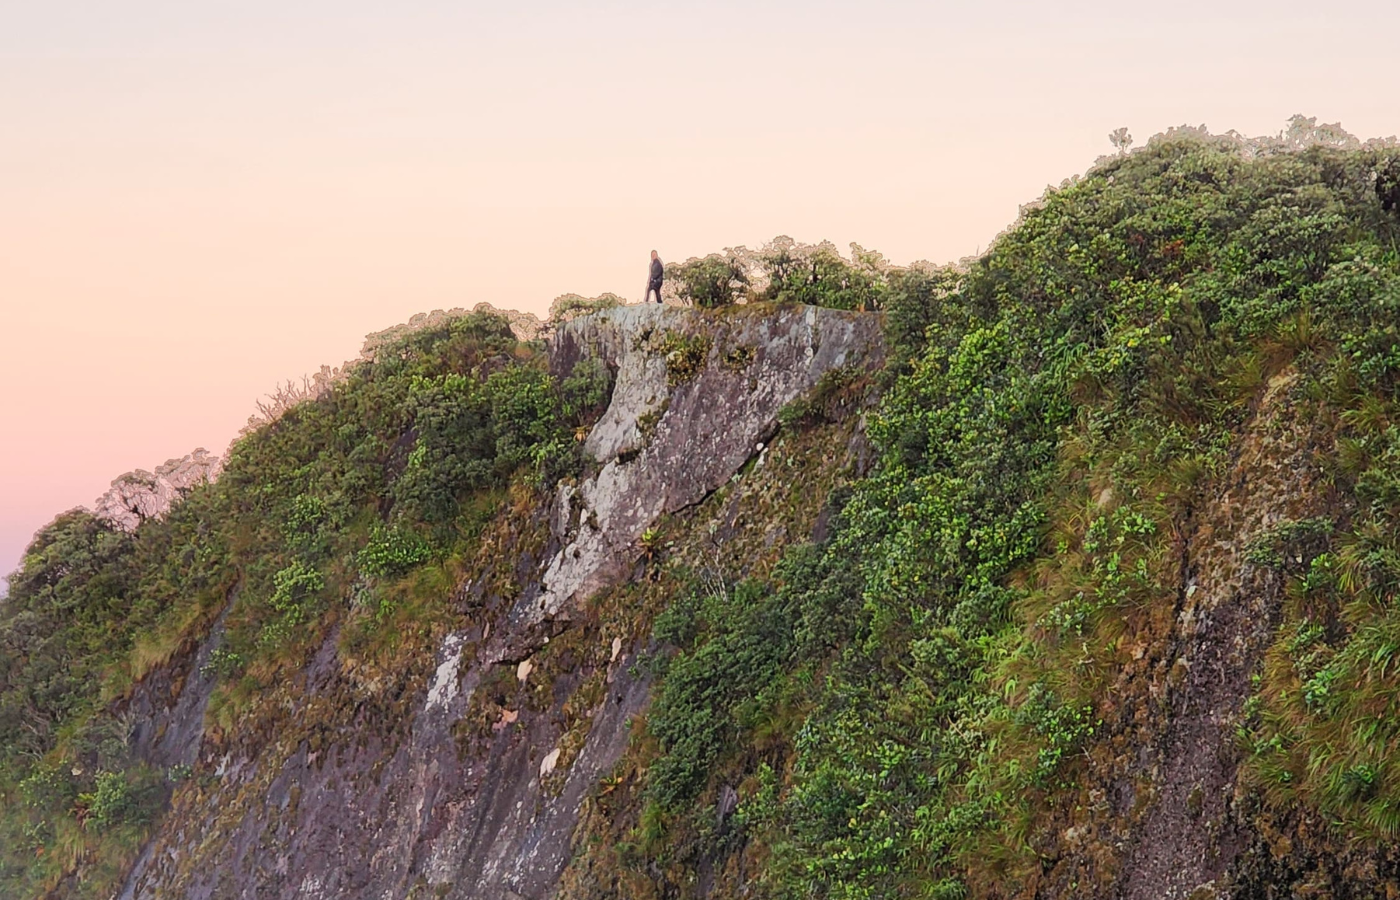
left=649, top=258, right=664, bottom=288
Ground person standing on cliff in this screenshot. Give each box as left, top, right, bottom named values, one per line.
left=646, top=250, right=664, bottom=304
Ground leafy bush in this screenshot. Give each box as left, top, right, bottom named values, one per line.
left=672, top=254, right=750, bottom=308
left=658, top=332, right=713, bottom=386
left=79, top=770, right=152, bottom=829
left=648, top=579, right=796, bottom=810
left=558, top=357, right=615, bottom=426
left=758, top=237, right=885, bottom=310
left=357, top=527, right=433, bottom=578
left=881, top=265, right=965, bottom=372
left=267, top=560, right=324, bottom=621
left=548, top=292, right=623, bottom=322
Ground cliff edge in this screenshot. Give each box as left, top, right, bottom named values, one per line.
left=114, top=303, right=884, bottom=900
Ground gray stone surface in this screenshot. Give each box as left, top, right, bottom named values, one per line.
left=532, top=303, right=881, bottom=622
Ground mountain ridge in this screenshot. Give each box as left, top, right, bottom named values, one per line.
left=5, top=124, right=1400, bottom=899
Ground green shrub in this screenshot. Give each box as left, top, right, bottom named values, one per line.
left=672, top=255, right=750, bottom=308
left=558, top=357, right=615, bottom=426
left=80, top=770, right=149, bottom=829
left=759, top=239, right=883, bottom=310
left=647, top=579, right=794, bottom=810
left=357, top=527, right=433, bottom=578
left=548, top=292, right=623, bottom=321
left=658, top=332, right=713, bottom=386
left=201, top=647, right=244, bottom=679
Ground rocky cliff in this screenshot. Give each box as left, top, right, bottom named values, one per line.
left=113, top=303, right=884, bottom=900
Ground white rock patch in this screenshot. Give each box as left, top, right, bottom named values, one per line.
left=425, top=633, right=467, bottom=711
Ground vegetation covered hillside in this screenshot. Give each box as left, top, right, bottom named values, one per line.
left=563, top=135, right=1400, bottom=899
left=0, top=314, right=614, bottom=896
left=2, top=125, right=1400, bottom=900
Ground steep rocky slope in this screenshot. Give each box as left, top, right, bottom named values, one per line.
left=113, top=304, right=884, bottom=899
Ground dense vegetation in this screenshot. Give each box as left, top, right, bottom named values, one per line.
left=0, top=313, right=611, bottom=897
left=634, top=137, right=1400, bottom=897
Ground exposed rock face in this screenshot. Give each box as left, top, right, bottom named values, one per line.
left=529, top=303, right=881, bottom=625
left=116, top=304, right=884, bottom=900
left=1116, top=371, right=1329, bottom=899
left=92, top=449, right=223, bottom=532
left=1025, top=370, right=1351, bottom=900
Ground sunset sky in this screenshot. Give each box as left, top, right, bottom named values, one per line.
left=2, top=0, right=1397, bottom=587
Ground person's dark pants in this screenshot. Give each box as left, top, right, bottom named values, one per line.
left=646, top=284, right=663, bottom=303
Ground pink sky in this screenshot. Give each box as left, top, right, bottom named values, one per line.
left=2, top=1, right=1397, bottom=588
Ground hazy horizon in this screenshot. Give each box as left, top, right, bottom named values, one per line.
left=4, top=0, right=1399, bottom=586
